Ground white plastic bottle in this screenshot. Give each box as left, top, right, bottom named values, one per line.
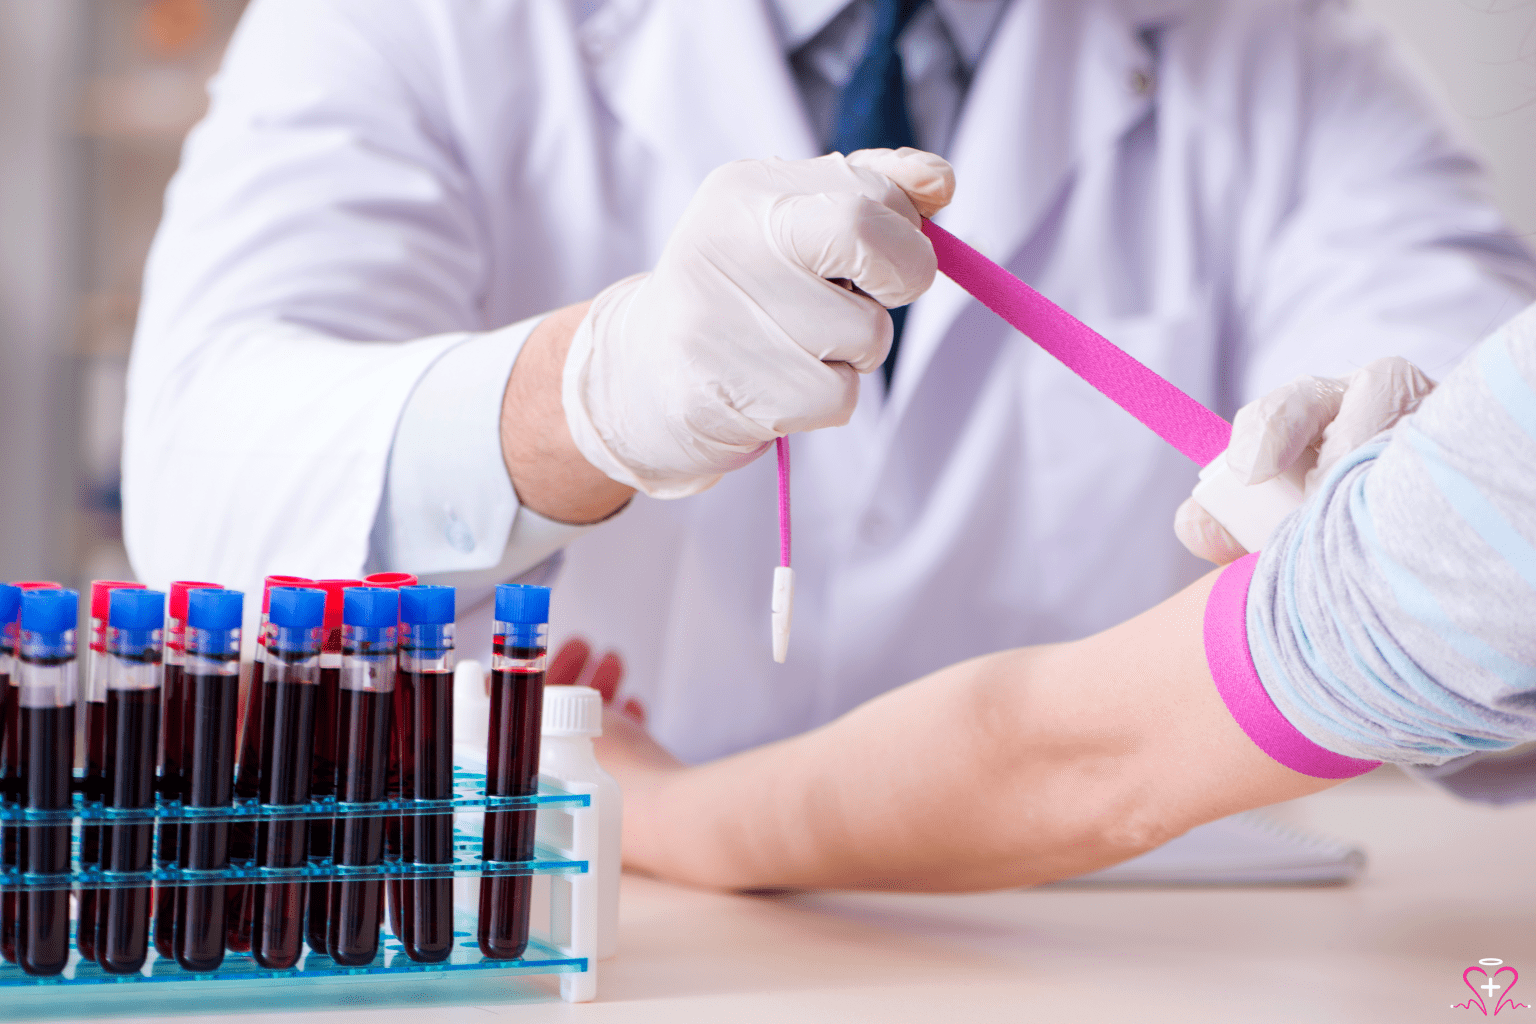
left=538, top=685, right=623, bottom=960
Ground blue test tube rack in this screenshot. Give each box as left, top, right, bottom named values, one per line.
left=0, top=762, right=603, bottom=1009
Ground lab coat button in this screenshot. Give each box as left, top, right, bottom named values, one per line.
left=444, top=508, right=476, bottom=553
left=1130, top=68, right=1155, bottom=96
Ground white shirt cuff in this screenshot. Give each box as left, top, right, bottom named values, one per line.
left=372, top=314, right=596, bottom=578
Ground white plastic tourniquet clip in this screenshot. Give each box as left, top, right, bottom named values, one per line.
left=1190, top=450, right=1309, bottom=554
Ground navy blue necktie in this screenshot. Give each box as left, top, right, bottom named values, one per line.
left=829, top=0, right=928, bottom=390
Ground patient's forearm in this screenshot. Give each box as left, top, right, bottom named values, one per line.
left=625, top=570, right=1339, bottom=892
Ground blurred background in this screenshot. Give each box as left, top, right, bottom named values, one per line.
left=0, top=0, right=1532, bottom=589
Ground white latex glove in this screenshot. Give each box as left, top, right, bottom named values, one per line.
left=1175, top=356, right=1436, bottom=563
left=563, top=148, right=955, bottom=498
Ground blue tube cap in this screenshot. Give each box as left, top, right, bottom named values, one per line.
left=400, top=585, right=455, bottom=626
left=110, top=589, right=166, bottom=631
left=344, top=586, right=399, bottom=628
left=495, top=584, right=550, bottom=625
left=268, top=586, right=325, bottom=630
left=0, top=584, right=18, bottom=625
left=21, top=589, right=78, bottom=634
left=188, top=589, right=244, bottom=632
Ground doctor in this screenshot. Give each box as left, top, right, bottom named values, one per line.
left=124, top=0, right=1536, bottom=765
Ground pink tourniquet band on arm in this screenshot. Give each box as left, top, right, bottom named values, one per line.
left=1203, top=554, right=1380, bottom=779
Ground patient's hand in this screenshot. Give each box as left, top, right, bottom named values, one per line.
left=546, top=637, right=684, bottom=873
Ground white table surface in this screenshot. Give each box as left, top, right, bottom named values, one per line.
left=19, top=767, right=1535, bottom=1024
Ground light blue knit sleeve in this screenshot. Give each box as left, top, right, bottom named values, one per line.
left=1246, top=303, right=1536, bottom=765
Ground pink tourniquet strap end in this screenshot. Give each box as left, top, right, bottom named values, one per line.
left=921, top=218, right=1233, bottom=468
left=776, top=436, right=791, bottom=568
left=1203, top=553, right=1381, bottom=780
left=771, top=436, right=794, bottom=662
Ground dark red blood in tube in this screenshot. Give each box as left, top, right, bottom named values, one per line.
left=0, top=663, right=12, bottom=966
left=250, top=668, right=318, bottom=970
left=227, top=575, right=312, bottom=954
left=97, top=688, right=159, bottom=974
left=401, top=667, right=454, bottom=963
left=153, top=580, right=219, bottom=961
left=479, top=645, right=544, bottom=960
left=17, top=704, right=74, bottom=976
left=80, top=580, right=144, bottom=964
left=1, top=580, right=60, bottom=967
left=78, top=697, right=107, bottom=963
left=306, top=579, right=358, bottom=956
left=176, top=669, right=239, bottom=972
left=362, top=571, right=414, bottom=943
left=326, top=687, right=391, bottom=966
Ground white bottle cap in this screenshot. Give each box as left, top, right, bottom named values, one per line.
left=543, top=684, right=603, bottom=738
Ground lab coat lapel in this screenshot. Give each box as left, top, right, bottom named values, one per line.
left=887, top=0, right=1162, bottom=421
left=579, top=0, right=820, bottom=198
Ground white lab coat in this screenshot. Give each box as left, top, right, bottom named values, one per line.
left=125, top=0, right=1535, bottom=764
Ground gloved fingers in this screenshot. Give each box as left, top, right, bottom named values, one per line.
left=1174, top=496, right=1250, bottom=566
left=667, top=253, right=893, bottom=374
left=674, top=333, right=861, bottom=438
left=731, top=357, right=862, bottom=435
left=845, top=147, right=956, bottom=220
left=781, top=283, right=895, bottom=372
left=1226, top=374, right=1346, bottom=485
left=769, top=190, right=937, bottom=310
left=1312, top=356, right=1435, bottom=485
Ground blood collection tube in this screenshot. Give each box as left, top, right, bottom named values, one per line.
left=397, top=585, right=456, bottom=963
left=0, top=588, right=17, bottom=796
left=305, top=578, right=359, bottom=956
left=152, top=580, right=219, bottom=960
left=95, top=588, right=165, bottom=975
left=325, top=587, right=398, bottom=966
left=174, top=588, right=243, bottom=973
left=249, top=585, right=325, bottom=971
left=362, top=570, right=415, bottom=941
left=0, top=581, right=59, bottom=967
left=227, top=573, right=312, bottom=953
left=15, top=588, right=79, bottom=977
left=479, top=584, right=550, bottom=960
left=0, top=585, right=19, bottom=967
left=78, top=579, right=145, bottom=964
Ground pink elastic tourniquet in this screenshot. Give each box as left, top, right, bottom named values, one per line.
left=776, top=436, right=791, bottom=568
left=1204, top=554, right=1381, bottom=779
left=922, top=220, right=1232, bottom=468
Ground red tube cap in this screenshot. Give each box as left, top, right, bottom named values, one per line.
left=261, top=575, right=315, bottom=613
left=363, top=572, right=417, bottom=590
left=315, top=579, right=363, bottom=631
left=90, top=579, right=145, bottom=619
left=168, top=580, right=222, bottom=621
